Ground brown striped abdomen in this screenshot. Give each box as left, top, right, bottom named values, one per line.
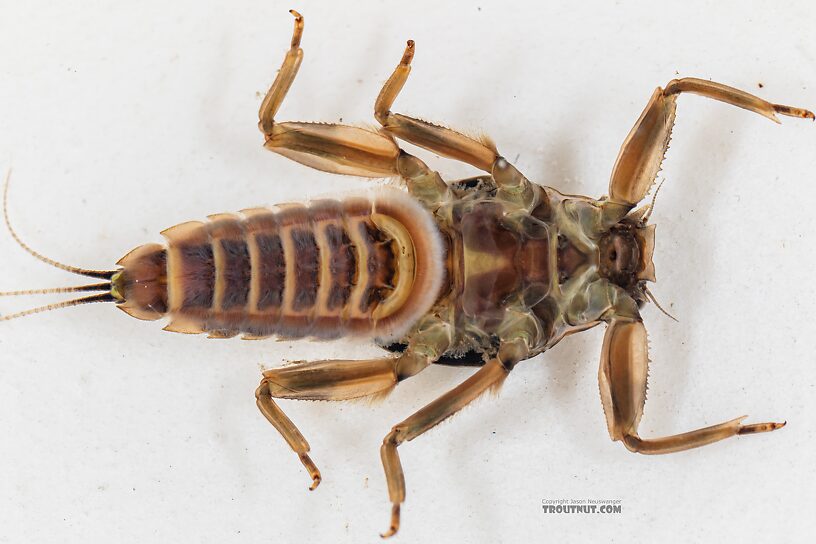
left=116, top=188, right=445, bottom=341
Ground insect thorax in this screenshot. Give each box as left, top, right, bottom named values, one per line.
left=429, top=177, right=654, bottom=362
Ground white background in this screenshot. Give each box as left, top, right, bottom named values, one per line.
left=1, top=1, right=815, bottom=543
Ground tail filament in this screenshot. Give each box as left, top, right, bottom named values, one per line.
left=1, top=170, right=118, bottom=321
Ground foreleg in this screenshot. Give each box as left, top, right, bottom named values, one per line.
left=607, top=78, right=813, bottom=210
left=597, top=319, right=785, bottom=455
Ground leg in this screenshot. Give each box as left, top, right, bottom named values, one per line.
left=608, top=77, right=814, bottom=209
left=598, top=319, right=785, bottom=455
left=258, top=12, right=449, bottom=206
left=258, top=10, right=397, bottom=178
left=379, top=338, right=529, bottom=538
left=256, top=318, right=451, bottom=489
left=375, top=41, right=536, bottom=208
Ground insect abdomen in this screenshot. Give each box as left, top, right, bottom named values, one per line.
left=118, top=189, right=445, bottom=341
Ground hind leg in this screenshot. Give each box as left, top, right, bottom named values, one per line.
left=256, top=318, right=451, bottom=489
left=258, top=10, right=397, bottom=178
left=258, top=12, right=449, bottom=207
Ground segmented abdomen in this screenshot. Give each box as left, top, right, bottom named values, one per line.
left=160, top=189, right=445, bottom=340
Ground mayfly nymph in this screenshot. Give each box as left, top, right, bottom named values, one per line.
left=2, top=10, right=813, bottom=538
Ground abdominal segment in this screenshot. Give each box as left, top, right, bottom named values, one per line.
left=159, top=189, right=445, bottom=341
